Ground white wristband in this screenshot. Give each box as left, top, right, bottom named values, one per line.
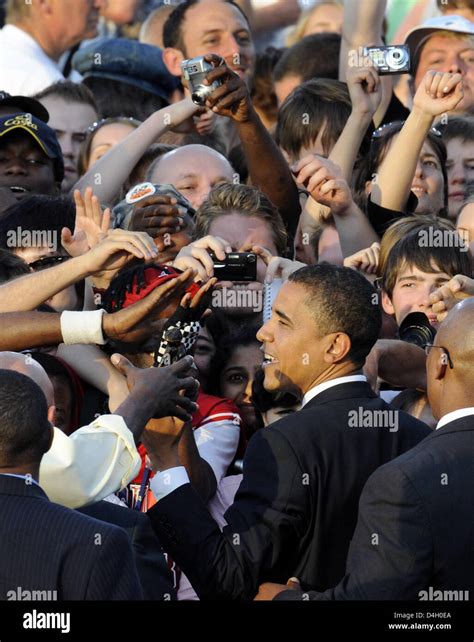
left=60, top=309, right=107, bottom=345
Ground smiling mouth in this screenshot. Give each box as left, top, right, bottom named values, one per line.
left=263, top=353, right=278, bottom=366
left=9, top=186, right=28, bottom=194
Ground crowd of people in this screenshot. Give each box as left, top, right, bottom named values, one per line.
left=0, top=0, right=473, bottom=606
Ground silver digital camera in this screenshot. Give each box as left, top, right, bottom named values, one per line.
left=364, top=45, right=410, bottom=75
left=181, top=56, right=223, bottom=106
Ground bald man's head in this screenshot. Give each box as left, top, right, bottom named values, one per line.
left=427, top=299, right=474, bottom=419
left=147, top=144, right=235, bottom=209
left=0, top=352, right=54, bottom=407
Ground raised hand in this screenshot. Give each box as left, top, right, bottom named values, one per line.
left=343, top=242, right=380, bottom=278
left=292, top=155, right=353, bottom=216
left=413, top=71, right=464, bottom=117
left=202, top=54, right=254, bottom=123
left=346, top=62, right=382, bottom=117
left=61, top=188, right=111, bottom=257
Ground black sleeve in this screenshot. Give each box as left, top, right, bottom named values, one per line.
left=148, top=427, right=310, bottom=600
left=367, top=191, right=418, bottom=237
left=275, top=462, right=432, bottom=601
left=132, top=513, right=177, bottom=600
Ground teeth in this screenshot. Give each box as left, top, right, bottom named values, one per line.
left=10, top=186, right=27, bottom=193
left=264, top=353, right=276, bottom=363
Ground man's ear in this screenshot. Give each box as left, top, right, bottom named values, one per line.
left=432, top=352, right=448, bottom=382
left=323, top=332, right=351, bottom=364
left=162, top=47, right=185, bottom=77
left=47, top=405, right=56, bottom=427
left=381, top=290, right=395, bottom=316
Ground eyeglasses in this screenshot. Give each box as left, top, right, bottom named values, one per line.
left=372, top=121, right=442, bottom=139
left=86, top=116, right=141, bottom=135
left=424, top=343, right=454, bottom=369
left=28, top=255, right=70, bottom=272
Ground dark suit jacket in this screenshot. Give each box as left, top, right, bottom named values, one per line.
left=79, top=501, right=176, bottom=600
left=0, top=475, right=143, bottom=600
left=276, top=415, right=474, bottom=600
left=149, top=381, right=431, bottom=600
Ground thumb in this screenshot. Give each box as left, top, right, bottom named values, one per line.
left=110, top=353, right=135, bottom=377
left=61, top=227, right=73, bottom=246
left=286, top=577, right=301, bottom=590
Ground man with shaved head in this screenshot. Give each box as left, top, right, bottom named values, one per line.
left=257, top=299, right=474, bottom=600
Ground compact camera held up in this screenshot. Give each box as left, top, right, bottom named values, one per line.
left=364, top=45, right=410, bottom=75
left=181, top=55, right=225, bottom=106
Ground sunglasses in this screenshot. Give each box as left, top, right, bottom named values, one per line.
left=28, top=255, right=71, bottom=271
left=372, top=121, right=442, bottom=139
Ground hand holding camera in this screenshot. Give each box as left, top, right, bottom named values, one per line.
left=346, top=62, right=382, bottom=118
left=182, top=54, right=253, bottom=123
left=172, top=235, right=257, bottom=282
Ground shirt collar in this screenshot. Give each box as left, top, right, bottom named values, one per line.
left=436, top=407, right=474, bottom=431
left=301, top=375, right=367, bottom=408
left=0, top=473, right=40, bottom=487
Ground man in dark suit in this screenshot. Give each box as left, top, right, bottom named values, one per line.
left=0, top=369, right=142, bottom=600
left=146, top=264, right=432, bottom=600
left=79, top=501, right=176, bottom=600
left=256, top=298, right=474, bottom=600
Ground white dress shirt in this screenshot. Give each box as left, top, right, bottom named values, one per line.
left=436, top=407, right=474, bottom=431
left=39, top=415, right=141, bottom=509
left=301, top=375, right=368, bottom=408
left=0, top=25, right=64, bottom=96
left=151, top=375, right=368, bottom=502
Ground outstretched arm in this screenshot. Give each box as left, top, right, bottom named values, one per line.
left=372, top=72, right=464, bottom=212
left=203, top=55, right=301, bottom=244
left=73, top=98, right=200, bottom=205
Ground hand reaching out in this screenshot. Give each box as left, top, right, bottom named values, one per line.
left=62, top=188, right=111, bottom=257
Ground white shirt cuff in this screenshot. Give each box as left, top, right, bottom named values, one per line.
left=150, top=466, right=190, bottom=502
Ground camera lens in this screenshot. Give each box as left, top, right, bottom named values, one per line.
left=386, top=48, right=409, bottom=69
left=398, top=312, right=436, bottom=348
left=191, top=91, right=206, bottom=106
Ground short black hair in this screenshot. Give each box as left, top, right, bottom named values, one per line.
left=0, top=247, right=30, bottom=284
left=0, top=369, right=52, bottom=466
left=273, top=33, right=341, bottom=84
left=288, top=263, right=382, bottom=367
left=163, top=0, right=250, bottom=52
left=0, top=195, right=75, bottom=250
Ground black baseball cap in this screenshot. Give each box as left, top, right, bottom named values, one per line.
left=0, top=91, right=50, bottom=123
left=0, top=113, right=64, bottom=181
